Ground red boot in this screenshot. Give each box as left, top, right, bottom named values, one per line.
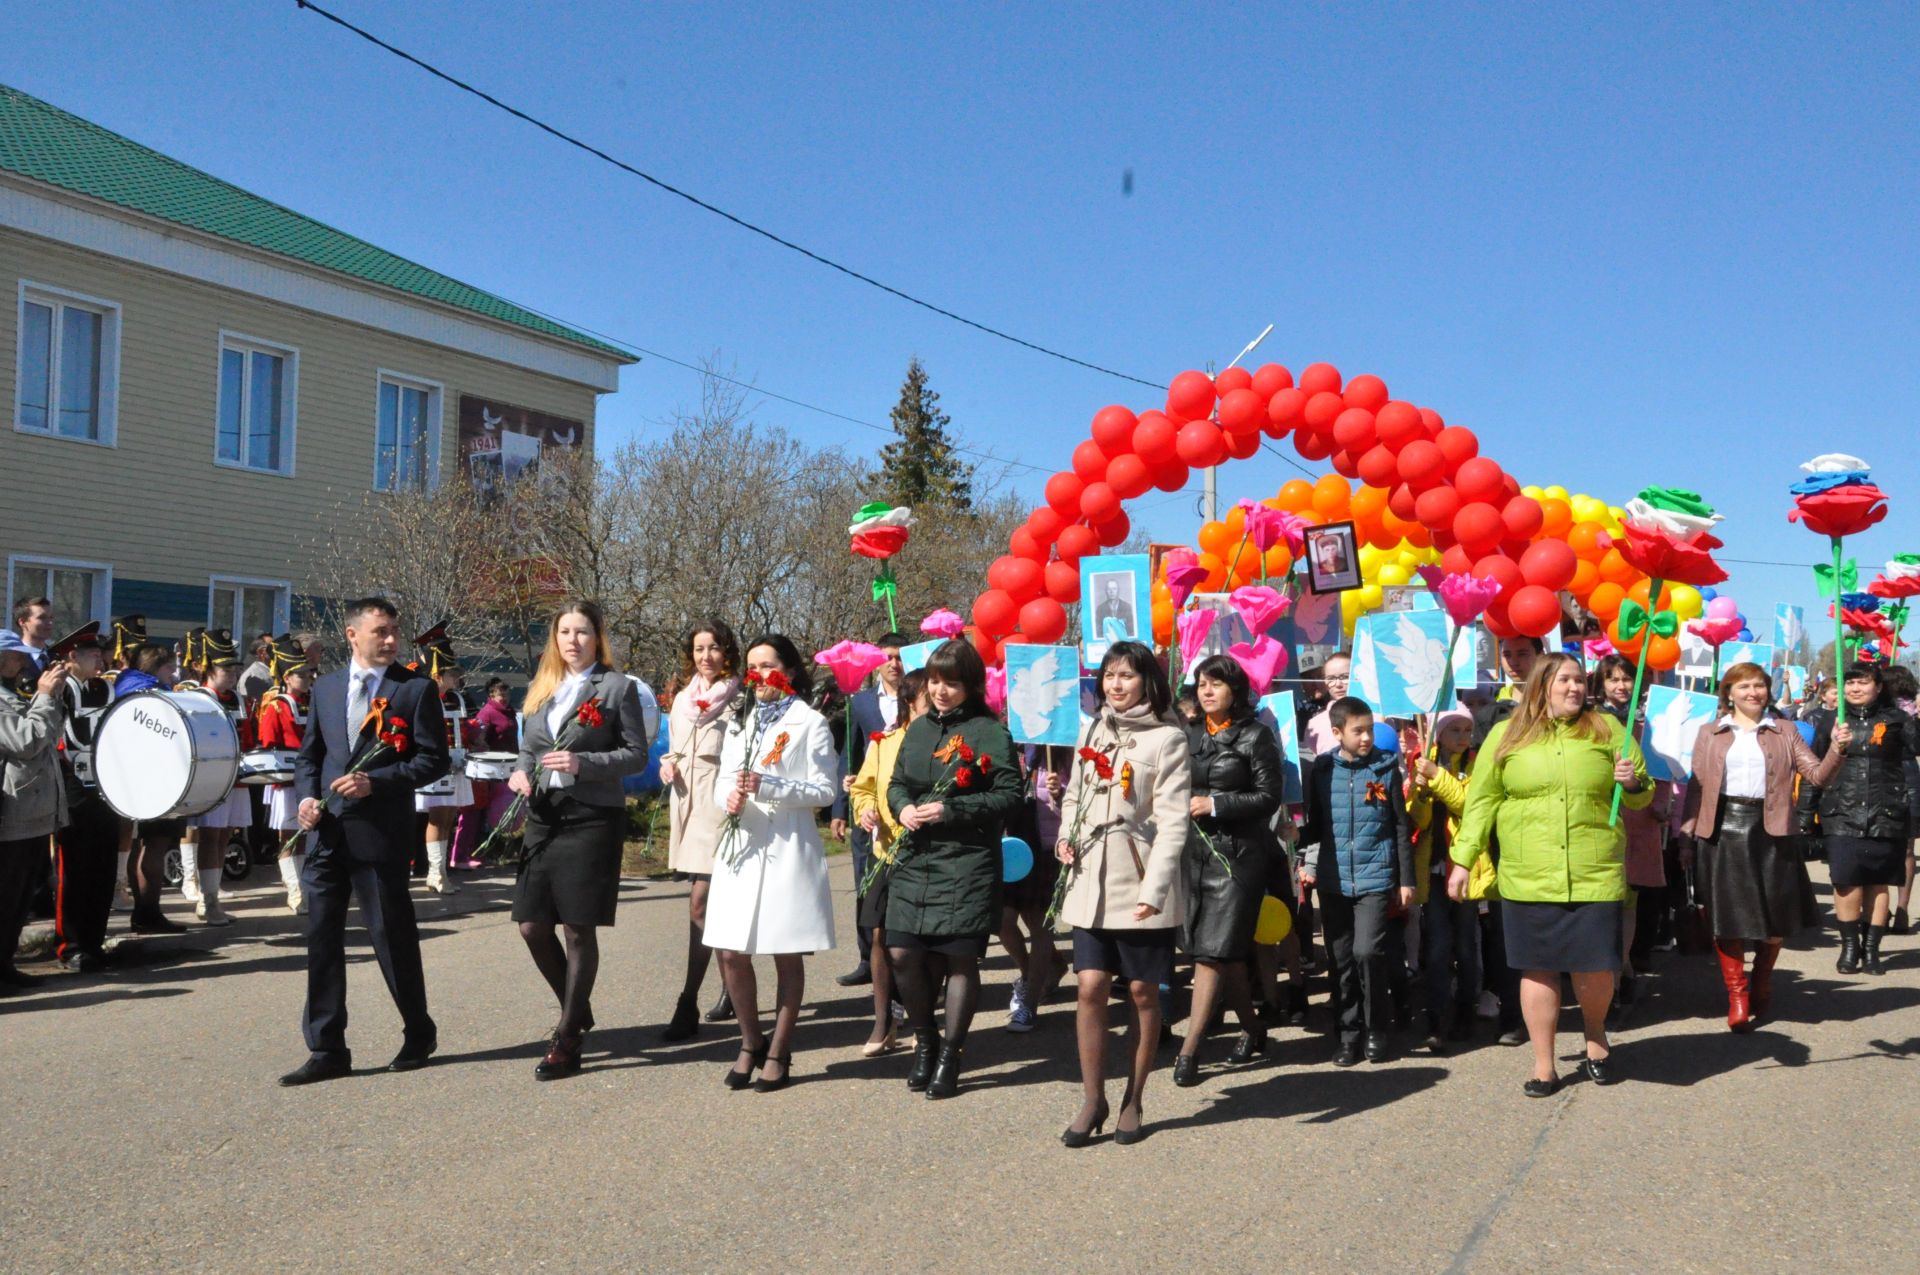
left=1717, top=939, right=1753, bottom=1033
left=1749, top=940, right=1781, bottom=1021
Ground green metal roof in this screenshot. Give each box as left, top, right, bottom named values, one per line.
left=0, top=83, right=633, bottom=363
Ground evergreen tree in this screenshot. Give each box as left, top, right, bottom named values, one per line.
left=879, top=357, right=973, bottom=510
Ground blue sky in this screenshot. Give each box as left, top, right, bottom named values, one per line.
left=7, top=1, right=1917, bottom=638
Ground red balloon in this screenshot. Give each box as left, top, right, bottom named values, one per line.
left=1175, top=420, right=1227, bottom=467
left=1044, top=559, right=1081, bottom=603
left=1294, top=429, right=1334, bottom=462
left=1483, top=597, right=1516, bottom=639
left=1332, top=408, right=1378, bottom=452
left=1105, top=453, right=1151, bottom=499
left=1330, top=448, right=1361, bottom=479
left=1472, top=553, right=1524, bottom=596
left=1506, top=584, right=1562, bottom=638
left=1343, top=374, right=1389, bottom=412
left=1358, top=445, right=1400, bottom=489
left=1440, top=544, right=1474, bottom=576
left=1019, top=597, right=1069, bottom=645
left=1166, top=370, right=1216, bottom=421
left=1071, top=439, right=1108, bottom=483
left=1298, top=362, right=1342, bottom=396
left=989, top=554, right=1043, bottom=601
left=1214, top=366, right=1253, bottom=396
left=1027, top=505, right=1065, bottom=542
left=1091, top=405, right=1138, bottom=458
left=1266, top=388, right=1306, bottom=436
left=1502, top=496, right=1545, bottom=541
left=1415, top=485, right=1462, bottom=531
left=1454, top=457, right=1505, bottom=503
left=1419, top=407, right=1447, bottom=438
left=1094, top=510, right=1131, bottom=546
left=1218, top=387, right=1266, bottom=436
left=1250, top=363, right=1294, bottom=398
left=1055, top=523, right=1100, bottom=563
left=1374, top=401, right=1423, bottom=451
left=1303, top=390, right=1346, bottom=432
left=1396, top=440, right=1446, bottom=486
left=968, top=625, right=997, bottom=664
left=1079, top=481, right=1120, bottom=523
left=1224, top=428, right=1261, bottom=460
left=973, top=589, right=1017, bottom=637
left=1434, top=426, right=1479, bottom=472
left=1132, top=412, right=1177, bottom=464
left=1009, top=527, right=1046, bottom=561
left=1519, top=539, right=1578, bottom=591
left=1150, top=459, right=1189, bottom=492
left=1454, top=502, right=1505, bottom=553
left=1387, top=481, right=1420, bottom=522
left=1044, top=472, right=1083, bottom=516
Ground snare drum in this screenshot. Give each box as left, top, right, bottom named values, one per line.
left=94, top=691, right=241, bottom=821
left=465, top=751, right=518, bottom=781
left=238, top=750, right=300, bottom=785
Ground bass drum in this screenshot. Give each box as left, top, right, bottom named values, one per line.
left=94, top=690, right=241, bottom=821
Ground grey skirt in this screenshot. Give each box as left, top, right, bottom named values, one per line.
left=1500, top=899, right=1622, bottom=974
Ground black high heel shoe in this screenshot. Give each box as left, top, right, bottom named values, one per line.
left=723, top=1043, right=769, bottom=1091
left=752, top=1052, right=793, bottom=1094
left=925, top=1043, right=963, bottom=1099
left=705, top=989, right=735, bottom=1023
left=1228, top=1028, right=1267, bottom=1065
left=906, top=1030, right=941, bottom=1092
left=1171, top=1054, right=1200, bottom=1087
left=1060, top=1099, right=1110, bottom=1148
left=1114, top=1100, right=1146, bottom=1146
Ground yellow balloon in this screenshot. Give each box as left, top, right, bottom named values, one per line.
left=1544, top=484, right=1570, bottom=501
left=1253, top=895, right=1293, bottom=945
left=1358, top=584, right=1384, bottom=612
left=1520, top=484, right=1545, bottom=501
left=1378, top=562, right=1411, bottom=587
left=1358, top=544, right=1383, bottom=575
left=1670, top=584, right=1703, bottom=621
left=1570, top=494, right=1608, bottom=524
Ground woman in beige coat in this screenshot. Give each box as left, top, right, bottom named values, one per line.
left=657, top=620, right=742, bottom=1041
left=1054, top=641, right=1190, bottom=1147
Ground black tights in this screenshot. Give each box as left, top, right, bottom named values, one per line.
left=520, top=921, right=600, bottom=1037
left=889, top=947, right=980, bottom=1047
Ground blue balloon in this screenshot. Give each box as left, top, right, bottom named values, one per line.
left=1701, top=587, right=1719, bottom=601
left=1001, top=836, right=1034, bottom=883
left=1737, top=627, right=1753, bottom=642
left=1795, top=720, right=1816, bottom=746
left=1372, top=721, right=1400, bottom=753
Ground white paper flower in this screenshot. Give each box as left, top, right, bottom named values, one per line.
left=1622, top=497, right=1723, bottom=538
left=1799, top=453, right=1869, bottom=474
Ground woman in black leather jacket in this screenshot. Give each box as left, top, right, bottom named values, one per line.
left=1814, top=662, right=1920, bottom=975
left=1173, top=654, right=1285, bottom=1086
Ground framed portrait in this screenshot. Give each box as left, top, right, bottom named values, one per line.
left=1303, top=521, right=1362, bottom=595
left=1079, top=552, right=1150, bottom=665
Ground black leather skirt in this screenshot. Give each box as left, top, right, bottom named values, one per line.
left=1697, top=797, right=1816, bottom=940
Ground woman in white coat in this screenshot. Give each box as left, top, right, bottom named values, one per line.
left=705, top=633, right=837, bottom=1093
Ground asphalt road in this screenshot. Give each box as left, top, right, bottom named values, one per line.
left=4, top=860, right=1918, bottom=1273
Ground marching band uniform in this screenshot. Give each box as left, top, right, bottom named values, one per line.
left=256, top=636, right=316, bottom=915
left=184, top=629, right=250, bottom=926
left=52, top=624, right=119, bottom=969
left=412, top=625, right=472, bottom=894
left=174, top=627, right=208, bottom=906
left=106, top=614, right=146, bottom=911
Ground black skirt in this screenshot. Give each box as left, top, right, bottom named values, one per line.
left=1072, top=926, right=1176, bottom=987
left=1827, top=835, right=1907, bottom=889
left=1500, top=899, right=1622, bottom=974
left=512, top=794, right=624, bottom=927
left=1696, top=798, right=1816, bottom=941
left=857, top=863, right=891, bottom=931
left=885, top=929, right=988, bottom=959
left=1180, top=833, right=1266, bottom=961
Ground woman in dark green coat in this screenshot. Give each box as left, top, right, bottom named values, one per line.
left=885, top=639, right=1023, bottom=1099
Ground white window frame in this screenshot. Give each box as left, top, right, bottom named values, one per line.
left=372, top=369, right=444, bottom=494
left=207, top=575, right=292, bottom=641
left=213, top=330, right=299, bottom=477
left=13, top=280, right=122, bottom=448
left=6, top=555, right=114, bottom=627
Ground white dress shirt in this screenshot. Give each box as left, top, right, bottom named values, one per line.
left=876, top=687, right=900, bottom=731
left=1719, top=717, right=1772, bottom=799
left=545, top=667, right=595, bottom=787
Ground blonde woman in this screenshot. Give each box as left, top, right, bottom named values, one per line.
left=508, top=600, right=649, bottom=1080
left=657, top=620, right=742, bottom=1042
left=848, top=670, right=927, bottom=1055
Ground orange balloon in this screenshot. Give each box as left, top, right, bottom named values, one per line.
left=1225, top=504, right=1248, bottom=540
left=1197, top=551, right=1228, bottom=593
left=1276, top=479, right=1315, bottom=513
left=1366, top=519, right=1400, bottom=551
left=1597, top=548, right=1637, bottom=587
left=1646, top=633, right=1681, bottom=671
left=1568, top=559, right=1600, bottom=600
left=1311, top=473, right=1352, bottom=519
left=1293, top=509, right=1326, bottom=528
left=1151, top=598, right=1174, bottom=643
left=1351, top=485, right=1388, bottom=524
left=1588, top=581, right=1627, bottom=621
left=1569, top=522, right=1610, bottom=561
left=1539, top=497, right=1574, bottom=540
left=1607, top=616, right=1642, bottom=657
left=1198, top=520, right=1235, bottom=557
left=1262, top=544, right=1294, bottom=578
left=1151, top=579, right=1171, bottom=603
left=1625, top=579, right=1673, bottom=611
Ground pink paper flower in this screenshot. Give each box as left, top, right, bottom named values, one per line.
left=1685, top=616, right=1743, bottom=648
left=919, top=608, right=966, bottom=639
left=1582, top=637, right=1615, bottom=661
left=1163, top=548, right=1210, bottom=608
left=984, top=665, right=1007, bottom=715
left=1228, top=584, right=1291, bottom=636
left=814, top=640, right=890, bottom=694
left=1227, top=635, right=1288, bottom=697
left=1234, top=500, right=1307, bottom=554
left=1422, top=570, right=1503, bottom=628
left=1174, top=608, right=1218, bottom=660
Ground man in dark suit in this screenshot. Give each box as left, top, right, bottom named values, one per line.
left=279, top=597, right=449, bottom=1086
left=12, top=596, right=53, bottom=672
left=831, top=632, right=907, bottom=985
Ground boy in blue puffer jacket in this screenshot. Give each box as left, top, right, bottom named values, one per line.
left=1300, top=696, right=1415, bottom=1066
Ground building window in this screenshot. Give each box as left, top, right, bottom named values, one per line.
left=209, top=577, right=289, bottom=642
left=7, top=556, right=111, bottom=628
left=15, top=282, right=120, bottom=445
left=216, top=333, right=297, bottom=474
left=375, top=371, right=442, bottom=493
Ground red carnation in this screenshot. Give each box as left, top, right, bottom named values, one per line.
left=1077, top=746, right=1115, bottom=781
left=956, top=740, right=975, bottom=762
left=954, top=766, right=975, bottom=789
left=869, top=730, right=886, bottom=743
left=976, top=753, right=992, bottom=773
left=761, top=669, right=794, bottom=695
left=1615, top=521, right=1728, bottom=588
left=576, top=699, right=604, bottom=728
left=1791, top=483, right=1889, bottom=539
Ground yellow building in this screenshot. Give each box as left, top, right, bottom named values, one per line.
left=0, top=83, right=633, bottom=640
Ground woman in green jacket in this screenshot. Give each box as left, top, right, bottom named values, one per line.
left=885, top=639, right=1023, bottom=1100
left=1450, top=653, right=1651, bottom=1097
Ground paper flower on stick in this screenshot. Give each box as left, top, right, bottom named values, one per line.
left=1235, top=499, right=1307, bottom=554
left=1418, top=566, right=1503, bottom=628
left=1582, top=637, right=1615, bottom=661
left=1868, top=554, right=1920, bottom=600
left=1839, top=592, right=1881, bottom=614
left=1228, top=584, right=1291, bottom=637
left=1162, top=548, right=1210, bottom=609
left=1227, top=635, right=1288, bottom=697
left=849, top=502, right=914, bottom=559
left=1616, top=488, right=1728, bottom=587
left=1686, top=616, right=1743, bottom=647
left=984, top=665, right=1007, bottom=715
left=919, top=608, right=966, bottom=639
left=1789, top=455, right=1888, bottom=539
left=814, top=640, right=890, bottom=694
left=1174, top=608, right=1218, bottom=661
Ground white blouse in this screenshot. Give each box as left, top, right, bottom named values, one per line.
left=1720, top=720, right=1771, bottom=800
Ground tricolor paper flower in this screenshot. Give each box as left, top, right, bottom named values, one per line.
left=918, top=608, right=966, bottom=639
left=1163, top=548, right=1210, bottom=609
left=1418, top=566, right=1503, bottom=628
left=1789, top=455, right=1887, bottom=538
left=1226, top=635, right=1288, bottom=697
left=849, top=502, right=915, bottom=559
left=1617, top=488, right=1728, bottom=587
left=814, top=640, right=891, bottom=694
left=1868, top=554, right=1920, bottom=600
left=1228, top=584, right=1291, bottom=637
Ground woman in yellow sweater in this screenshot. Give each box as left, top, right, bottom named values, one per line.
left=1409, top=710, right=1496, bottom=1053
left=847, top=670, right=927, bottom=1056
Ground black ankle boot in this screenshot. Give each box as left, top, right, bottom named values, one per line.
left=906, top=1030, right=941, bottom=1091
left=1863, top=925, right=1888, bottom=976
left=704, top=988, right=734, bottom=1022
left=660, top=993, right=699, bottom=1042
left=926, top=1043, right=963, bottom=1099
left=1836, top=920, right=1863, bottom=974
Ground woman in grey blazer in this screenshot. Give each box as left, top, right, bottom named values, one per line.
left=507, top=601, right=648, bottom=1078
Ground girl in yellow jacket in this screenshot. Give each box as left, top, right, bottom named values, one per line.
left=847, top=670, right=926, bottom=1056
left=1408, top=710, right=1494, bottom=1050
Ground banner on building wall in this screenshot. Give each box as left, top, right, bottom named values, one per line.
left=457, top=395, right=585, bottom=501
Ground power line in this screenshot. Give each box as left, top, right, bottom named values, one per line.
left=292, top=0, right=1163, bottom=390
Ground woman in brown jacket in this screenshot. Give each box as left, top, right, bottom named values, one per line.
left=1054, top=641, right=1190, bottom=1147
left=1682, top=662, right=1847, bottom=1031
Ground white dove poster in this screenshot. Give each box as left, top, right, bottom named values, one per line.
left=1004, top=644, right=1082, bottom=747
left=1258, top=690, right=1305, bottom=804
left=1782, top=664, right=1808, bottom=699
left=1351, top=609, right=1453, bottom=718
left=898, top=640, right=942, bottom=673
left=1641, top=685, right=1718, bottom=782
left=1773, top=605, right=1805, bottom=662
left=1721, top=640, right=1774, bottom=670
